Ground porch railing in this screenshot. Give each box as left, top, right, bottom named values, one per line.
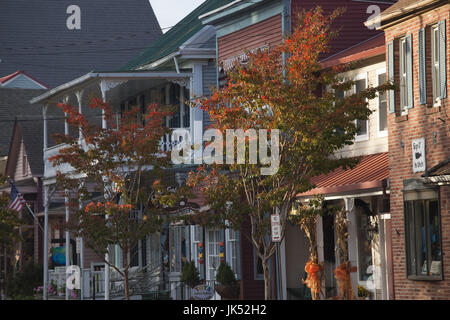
left=44, top=128, right=190, bottom=178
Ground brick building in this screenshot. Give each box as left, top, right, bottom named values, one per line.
left=368, top=0, right=450, bottom=299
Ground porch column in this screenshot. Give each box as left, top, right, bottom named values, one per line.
left=43, top=184, right=49, bottom=301
left=316, top=215, right=325, bottom=298
left=191, top=63, right=203, bottom=165
left=99, top=80, right=110, bottom=300
left=42, top=104, right=49, bottom=301
left=75, top=91, right=85, bottom=300
left=63, top=96, right=70, bottom=301
left=279, top=238, right=287, bottom=300
left=344, top=197, right=358, bottom=297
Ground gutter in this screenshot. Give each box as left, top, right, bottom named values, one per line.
left=136, top=51, right=180, bottom=71
left=365, top=0, right=444, bottom=29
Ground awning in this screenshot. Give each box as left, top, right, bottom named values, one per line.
left=422, top=158, right=450, bottom=185
left=298, top=152, right=389, bottom=198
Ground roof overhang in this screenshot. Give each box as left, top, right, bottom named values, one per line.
left=199, top=0, right=265, bottom=25
left=30, top=71, right=192, bottom=105
left=297, top=153, right=390, bottom=199
left=365, top=0, right=444, bottom=30
left=422, top=158, right=450, bottom=185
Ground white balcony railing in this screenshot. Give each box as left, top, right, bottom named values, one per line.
left=44, top=128, right=189, bottom=179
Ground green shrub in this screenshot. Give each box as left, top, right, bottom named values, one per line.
left=180, top=261, right=201, bottom=288
left=6, top=261, right=43, bottom=299
left=216, top=262, right=236, bottom=286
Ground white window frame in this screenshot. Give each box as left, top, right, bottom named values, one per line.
left=190, top=225, right=203, bottom=271
left=376, top=69, right=388, bottom=138
left=431, top=24, right=442, bottom=107
left=354, top=73, right=369, bottom=142
left=205, top=226, right=223, bottom=281
left=225, top=221, right=240, bottom=280
left=399, top=37, right=409, bottom=115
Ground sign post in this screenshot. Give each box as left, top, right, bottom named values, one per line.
left=271, top=214, right=281, bottom=243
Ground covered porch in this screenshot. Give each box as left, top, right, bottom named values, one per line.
left=289, top=152, right=392, bottom=300
left=30, top=70, right=201, bottom=182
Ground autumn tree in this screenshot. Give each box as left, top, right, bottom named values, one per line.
left=188, top=7, right=393, bottom=300
left=50, top=98, right=185, bottom=300
left=0, top=178, right=23, bottom=299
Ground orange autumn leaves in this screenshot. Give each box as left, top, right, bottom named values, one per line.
left=84, top=201, right=132, bottom=214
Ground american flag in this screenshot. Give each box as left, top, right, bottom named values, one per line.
left=8, top=181, right=26, bottom=212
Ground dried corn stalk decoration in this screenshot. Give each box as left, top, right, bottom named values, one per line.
left=334, top=207, right=356, bottom=300
left=290, top=196, right=324, bottom=300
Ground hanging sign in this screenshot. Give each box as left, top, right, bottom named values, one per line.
left=412, top=138, right=426, bottom=173
left=192, top=284, right=215, bottom=300
left=271, top=214, right=282, bottom=242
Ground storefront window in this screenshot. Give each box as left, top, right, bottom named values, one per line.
left=404, top=194, right=442, bottom=280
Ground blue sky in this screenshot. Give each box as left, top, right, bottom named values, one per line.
left=149, top=0, right=207, bottom=32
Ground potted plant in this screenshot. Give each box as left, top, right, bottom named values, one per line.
left=357, top=285, right=370, bottom=300
left=181, top=260, right=201, bottom=299
left=214, top=262, right=240, bottom=300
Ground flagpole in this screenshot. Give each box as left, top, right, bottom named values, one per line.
left=24, top=203, right=44, bottom=232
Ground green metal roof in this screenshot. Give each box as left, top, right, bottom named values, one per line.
left=122, top=0, right=234, bottom=71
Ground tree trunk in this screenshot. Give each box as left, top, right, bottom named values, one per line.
left=123, top=248, right=130, bottom=300
left=262, top=259, right=271, bottom=300
left=124, top=269, right=130, bottom=301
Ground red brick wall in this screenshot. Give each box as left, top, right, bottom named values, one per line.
left=384, top=5, right=450, bottom=300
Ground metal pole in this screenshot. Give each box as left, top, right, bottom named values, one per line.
left=80, top=237, right=84, bottom=300
left=65, top=192, right=69, bottom=300
left=43, top=185, right=49, bottom=300
left=42, top=104, right=48, bottom=300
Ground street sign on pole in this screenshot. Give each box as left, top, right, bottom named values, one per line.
left=271, top=214, right=281, bottom=242
left=76, top=237, right=81, bottom=254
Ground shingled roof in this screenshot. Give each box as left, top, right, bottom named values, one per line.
left=122, top=0, right=234, bottom=71
left=7, top=117, right=64, bottom=177
left=368, top=0, right=444, bottom=27
left=0, top=0, right=162, bottom=88
left=0, top=88, right=47, bottom=156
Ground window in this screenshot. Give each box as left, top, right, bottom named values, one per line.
left=169, top=226, right=187, bottom=273
left=431, top=25, right=441, bottom=105
left=354, top=76, right=369, bottom=141
left=191, top=225, right=205, bottom=279
left=22, top=142, right=28, bottom=176
left=399, top=36, right=413, bottom=114
left=147, top=232, right=161, bottom=268
left=226, top=228, right=240, bottom=279
left=377, top=72, right=388, bottom=135
left=254, top=246, right=264, bottom=280
left=206, top=227, right=223, bottom=280
left=404, top=192, right=442, bottom=280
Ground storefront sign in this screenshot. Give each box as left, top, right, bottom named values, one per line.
left=412, top=138, right=426, bottom=173
left=192, top=284, right=215, bottom=300
left=271, top=214, right=281, bottom=242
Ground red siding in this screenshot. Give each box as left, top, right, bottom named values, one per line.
left=218, top=14, right=283, bottom=65
left=239, top=216, right=264, bottom=300
left=291, top=0, right=392, bottom=59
